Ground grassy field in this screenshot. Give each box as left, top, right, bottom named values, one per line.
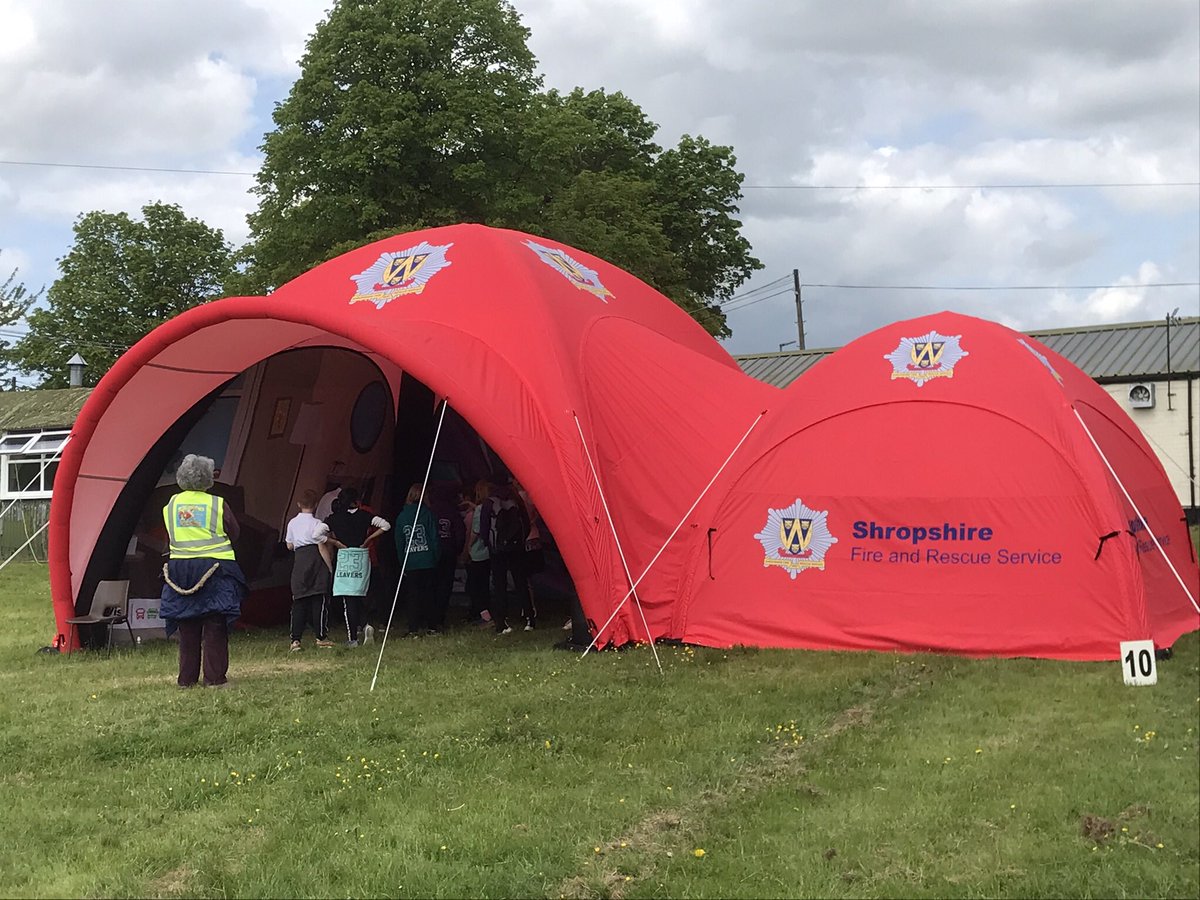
left=0, top=562, right=1196, bottom=899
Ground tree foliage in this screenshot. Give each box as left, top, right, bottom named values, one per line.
left=10, top=203, right=235, bottom=387
left=246, top=0, right=760, bottom=337
left=0, top=267, right=42, bottom=388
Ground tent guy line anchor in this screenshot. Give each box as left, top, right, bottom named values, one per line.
left=582, top=410, right=768, bottom=658
left=572, top=412, right=662, bottom=674
left=371, top=397, right=451, bottom=692
left=1072, top=407, right=1200, bottom=616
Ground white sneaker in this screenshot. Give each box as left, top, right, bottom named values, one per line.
left=362, top=625, right=374, bottom=645
left=499, top=627, right=513, bottom=635
left=524, top=624, right=534, bottom=632
left=346, top=640, right=359, bottom=648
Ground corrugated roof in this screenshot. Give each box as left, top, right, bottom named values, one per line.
left=736, top=316, right=1200, bottom=388
left=0, top=388, right=92, bottom=432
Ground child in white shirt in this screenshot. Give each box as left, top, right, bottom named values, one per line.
left=285, top=489, right=333, bottom=650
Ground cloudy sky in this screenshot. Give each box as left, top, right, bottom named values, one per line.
left=0, top=0, right=1197, bottom=366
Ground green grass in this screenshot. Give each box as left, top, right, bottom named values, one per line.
left=0, top=562, right=1196, bottom=899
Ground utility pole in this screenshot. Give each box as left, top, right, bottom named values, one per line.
left=793, top=269, right=806, bottom=350
left=1165, top=308, right=1180, bottom=411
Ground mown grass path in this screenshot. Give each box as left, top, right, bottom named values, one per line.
left=0, top=563, right=1196, bottom=898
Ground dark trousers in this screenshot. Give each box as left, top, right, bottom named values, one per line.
left=490, top=551, right=529, bottom=632
left=335, top=595, right=366, bottom=642
left=568, top=595, right=591, bottom=646
left=432, top=553, right=456, bottom=630
left=465, top=559, right=491, bottom=621
left=403, top=567, right=437, bottom=633
left=177, top=614, right=229, bottom=687
left=291, top=593, right=327, bottom=642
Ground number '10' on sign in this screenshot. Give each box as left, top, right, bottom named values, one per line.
left=1119, top=640, right=1157, bottom=686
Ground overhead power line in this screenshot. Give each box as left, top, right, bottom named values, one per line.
left=2, top=159, right=1197, bottom=191
left=723, top=274, right=791, bottom=303
left=721, top=279, right=1200, bottom=315
left=804, top=281, right=1200, bottom=291
left=742, top=181, right=1200, bottom=190
left=0, top=159, right=257, bottom=177
left=722, top=288, right=794, bottom=312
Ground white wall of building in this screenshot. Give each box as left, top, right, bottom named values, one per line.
left=1103, top=377, right=1199, bottom=511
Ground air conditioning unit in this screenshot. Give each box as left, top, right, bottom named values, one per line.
left=1128, top=383, right=1155, bottom=409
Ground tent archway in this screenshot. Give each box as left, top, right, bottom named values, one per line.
left=50, top=224, right=765, bottom=647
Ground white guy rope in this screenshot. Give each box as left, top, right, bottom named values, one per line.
left=0, top=518, right=49, bottom=574
left=0, top=436, right=69, bottom=575
left=370, top=398, right=450, bottom=692
left=583, top=410, right=767, bottom=656
left=1073, top=407, right=1199, bottom=615
left=0, top=435, right=71, bottom=525
left=572, top=413, right=662, bottom=673
left=1140, top=430, right=1198, bottom=487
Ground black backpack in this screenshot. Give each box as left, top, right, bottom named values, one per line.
left=491, top=499, right=526, bottom=553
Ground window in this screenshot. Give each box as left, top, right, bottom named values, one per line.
left=0, top=430, right=70, bottom=499
left=350, top=381, right=389, bottom=454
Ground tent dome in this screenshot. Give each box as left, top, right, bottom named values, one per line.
left=49, top=224, right=774, bottom=648
left=673, top=312, right=1199, bottom=659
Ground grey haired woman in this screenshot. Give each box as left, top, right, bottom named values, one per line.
left=160, top=454, right=246, bottom=687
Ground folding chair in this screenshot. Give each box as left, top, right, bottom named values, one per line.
left=65, top=580, right=134, bottom=654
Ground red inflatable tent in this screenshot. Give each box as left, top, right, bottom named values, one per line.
left=671, top=312, right=1199, bottom=660
left=49, top=233, right=1196, bottom=662
left=49, top=224, right=774, bottom=649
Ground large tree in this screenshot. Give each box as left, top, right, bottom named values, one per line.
left=11, top=203, right=235, bottom=387
left=246, top=0, right=541, bottom=290
left=245, top=0, right=760, bottom=337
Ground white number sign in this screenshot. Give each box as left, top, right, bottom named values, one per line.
left=1119, top=640, right=1157, bottom=686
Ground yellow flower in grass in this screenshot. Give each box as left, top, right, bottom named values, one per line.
left=694, top=848, right=706, bottom=858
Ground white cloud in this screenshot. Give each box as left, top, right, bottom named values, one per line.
left=0, top=0, right=1196, bottom=352
left=0, top=246, right=32, bottom=276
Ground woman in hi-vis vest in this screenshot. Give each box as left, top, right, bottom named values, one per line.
left=160, top=454, right=246, bottom=688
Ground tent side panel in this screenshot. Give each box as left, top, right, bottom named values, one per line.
left=1074, top=401, right=1200, bottom=647
left=680, top=403, right=1142, bottom=660
left=579, top=317, right=778, bottom=643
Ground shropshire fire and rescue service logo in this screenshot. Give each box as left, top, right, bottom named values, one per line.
left=1017, top=338, right=1063, bottom=384
left=755, top=499, right=837, bottom=579
left=349, top=242, right=453, bottom=309
left=524, top=240, right=613, bottom=301
left=884, top=330, right=968, bottom=386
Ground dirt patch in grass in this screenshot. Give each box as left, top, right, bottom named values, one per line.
left=1080, top=804, right=1156, bottom=847
left=149, top=865, right=194, bottom=897
left=554, top=666, right=922, bottom=899
left=1080, top=814, right=1116, bottom=844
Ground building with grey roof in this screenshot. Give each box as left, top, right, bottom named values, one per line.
left=736, top=316, right=1200, bottom=513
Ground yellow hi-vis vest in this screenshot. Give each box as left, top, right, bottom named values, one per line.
left=164, top=491, right=235, bottom=560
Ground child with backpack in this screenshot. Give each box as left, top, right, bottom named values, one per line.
left=394, top=483, right=441, bottom=635
left=487, top=482, right=532, bottom=634
left=465, top=481, right=493, bottom=627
